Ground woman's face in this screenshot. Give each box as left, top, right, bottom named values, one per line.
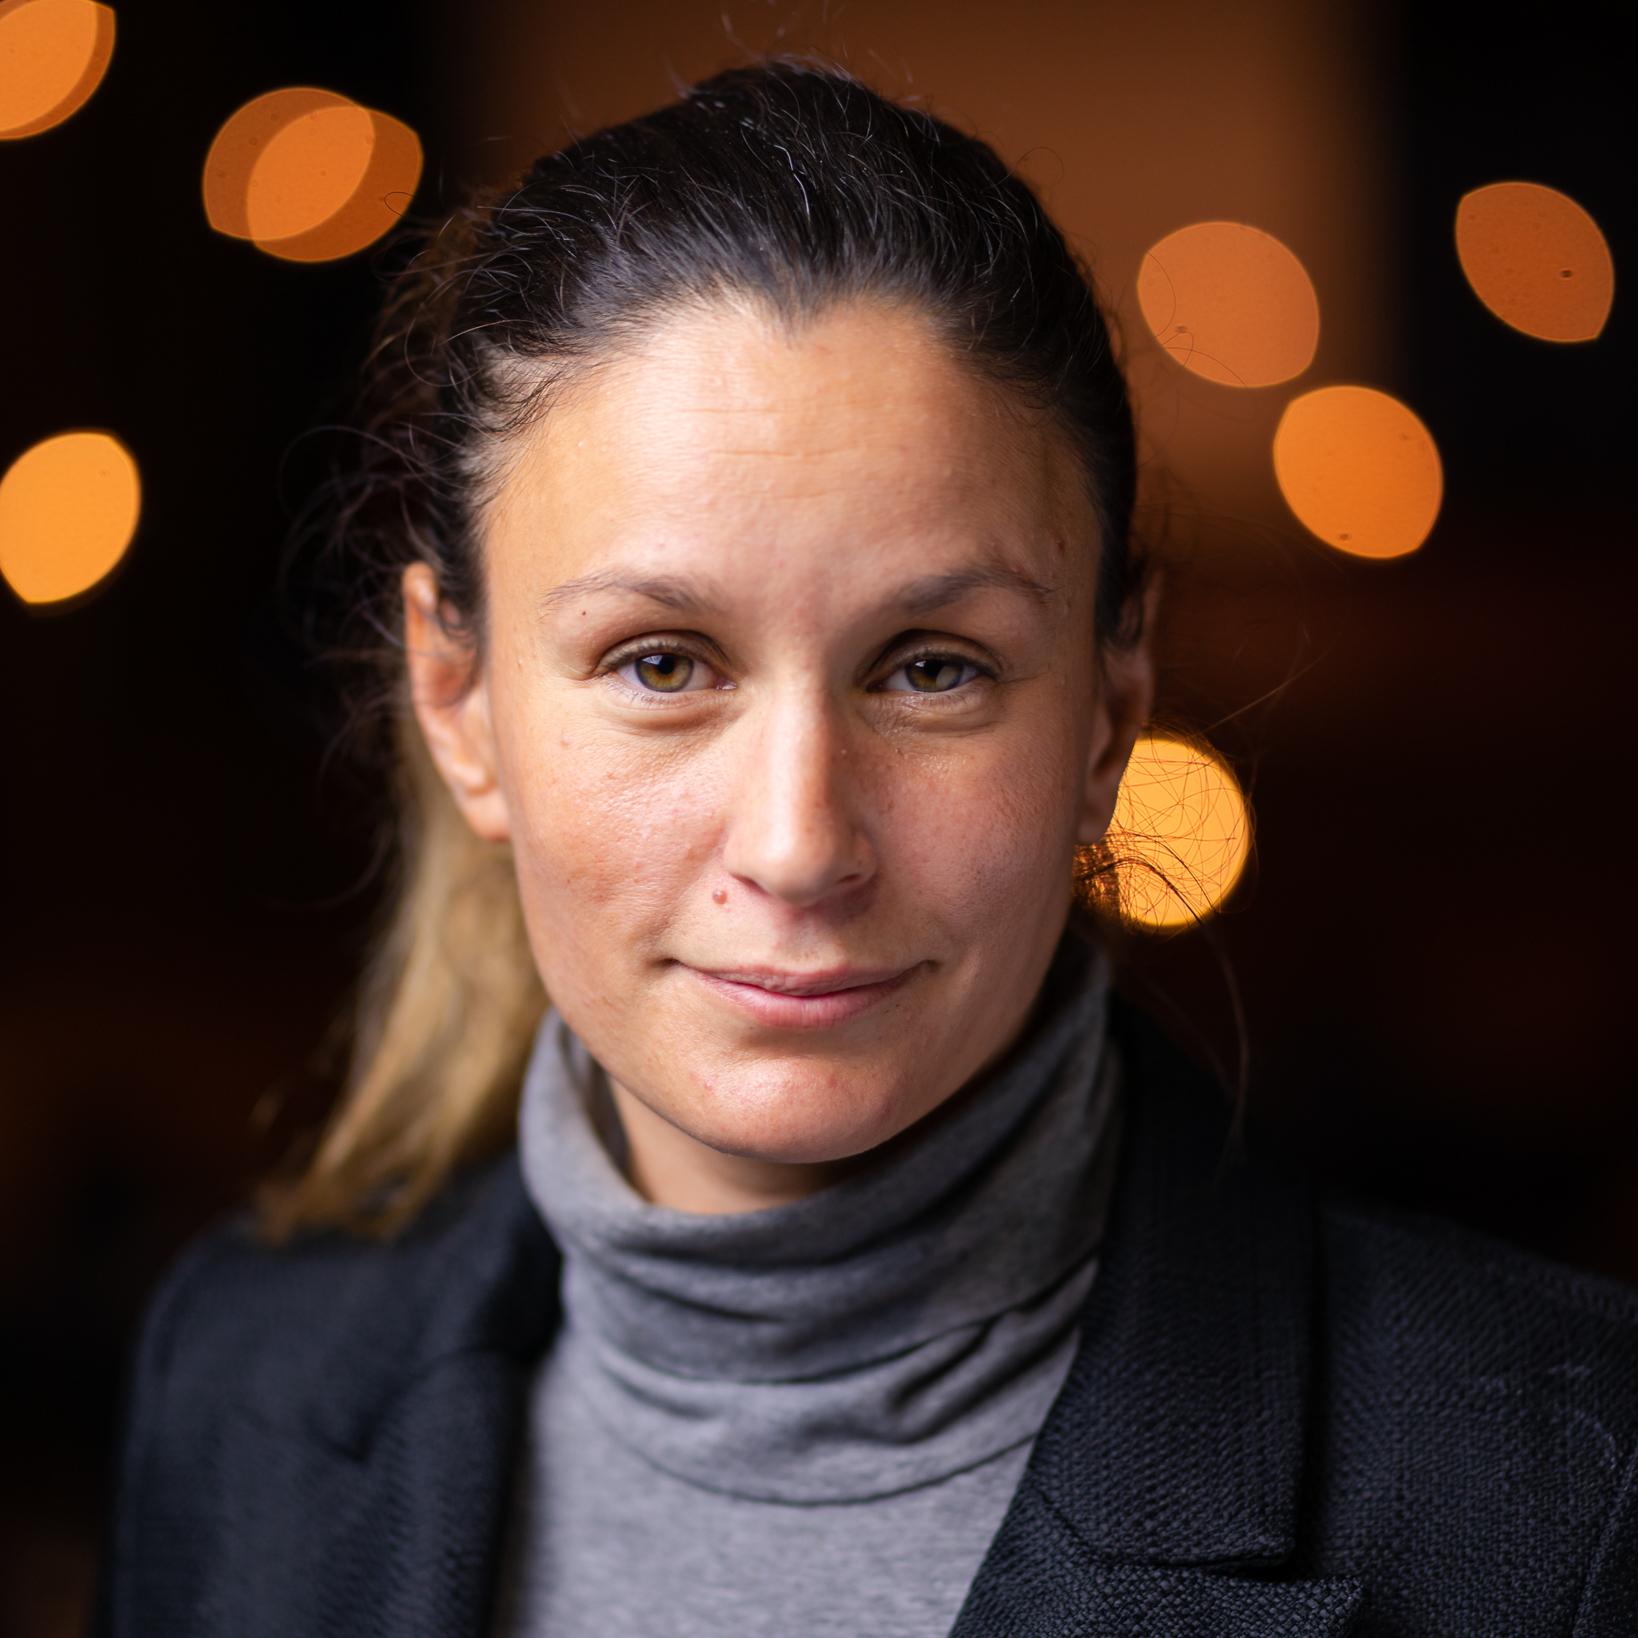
left=405, top=299, right=1153, bottom=1213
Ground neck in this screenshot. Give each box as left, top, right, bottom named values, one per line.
left=603, top=1081, right=859, bottom=1212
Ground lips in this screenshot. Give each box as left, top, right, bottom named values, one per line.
left=697, top=966, right=908, bottom=996
left=687, top=963, right=920, bottom=1027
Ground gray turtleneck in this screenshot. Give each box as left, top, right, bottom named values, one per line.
left=489, top=924, right=1126, bottom=1637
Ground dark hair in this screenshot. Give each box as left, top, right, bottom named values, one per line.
left=260, top=51, right=1156, bottom=1243
left=305, top=48, right=1147, bottom=734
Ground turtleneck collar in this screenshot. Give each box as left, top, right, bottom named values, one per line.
left=515, top=920, right=1126, bottom=1502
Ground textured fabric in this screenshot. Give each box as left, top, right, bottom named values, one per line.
left=87, top=994, right=1638, bottom=1638
left=490, top=922, right=1123, bottom=1634
left=489, top=1405, right=1039, bottom=1638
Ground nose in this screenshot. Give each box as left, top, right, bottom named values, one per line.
left=720, top=690, right=875, bottom=908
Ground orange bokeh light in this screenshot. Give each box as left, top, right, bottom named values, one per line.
left=1273, top=385, right=1442, bottom=559
left=0, top=0, right=114, bottom=140
left=1107, top=733, right=1252, bottom=931
left=203, top=87, right=353, bottom=238
left=0, top=430, right=141, bottom=605
left=203, top=87, right=422, bottom=262
left=1136, top=221, right=1320, bottom=388
left=1456, top=181, right=1613, bottom=342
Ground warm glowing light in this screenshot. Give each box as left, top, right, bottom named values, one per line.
left=1273, top=386, right=1442, bottom=559
left=203, top=87, right=422, bottom=262
left=245, top=101, right=377, bottom=240
left=1136, top=221, right=1320, bottom=388
left=203, top=87, right=351, bottom=237
left=1456, top=182, right=1613, bottom=342
left=1108, top=734, right=1251, bottom=931
left=0, top=0, right=114, bottom=139
left=0, top=430, right=140, bottom=605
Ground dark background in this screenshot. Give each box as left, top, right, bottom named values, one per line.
left=2, top=1, right=1630, bottom=1631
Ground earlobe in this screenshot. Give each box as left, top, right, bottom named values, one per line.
left=401, top=563, right=513, bottom=844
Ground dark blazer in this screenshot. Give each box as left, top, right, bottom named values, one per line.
left=89, top=999, right=1638, bottom=1637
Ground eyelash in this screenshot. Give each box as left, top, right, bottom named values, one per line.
left=596, top=638, right=998, bottom=710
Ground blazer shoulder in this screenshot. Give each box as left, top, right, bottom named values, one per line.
left=1301, top=1181, right=1638, bottom=1632
left=121, top=1147, right=541, bottom=1423
left=1314, top=1177, right=1638, bottom=1472
left=1319, top=1177, right=1638, bottom=1334
left=118, top=1201, right=260, bottom=1430
left=92, top=1154, right=553, bottom=1634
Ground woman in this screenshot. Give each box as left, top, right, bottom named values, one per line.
left=90, top=54, right=1636, bottom=1638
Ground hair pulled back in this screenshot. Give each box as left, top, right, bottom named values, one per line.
left=258, top=52, right=1150, bottom=1245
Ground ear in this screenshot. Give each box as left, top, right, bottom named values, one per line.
left=1075, top=571, right=1162, bottom=848
left=401, top=562, right=512, bottom=844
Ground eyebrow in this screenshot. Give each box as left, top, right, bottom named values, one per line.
left=536, top=557, right=1061, bottom=621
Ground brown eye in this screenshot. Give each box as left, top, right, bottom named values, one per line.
left=901, top=655, right=970, bottom=693
left=601, top=641, right=722, bottom=699
left=879, top=646, right=994, bottom=700
left=599, top=638, right=995, bottom=709
left=631, top=651, right=695, bottom=693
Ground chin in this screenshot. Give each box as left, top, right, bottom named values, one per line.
left=681, top=1066, right=913, bottom=1164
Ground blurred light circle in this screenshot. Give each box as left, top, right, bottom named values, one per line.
left=253, top=106, right=422, bottom=263
left=244, top=101, right=377, bottom=241
left=0, top=430, right=140, bottom=605
left=204, top=87, right=353, bottom=238
left=1273, top=385, right=1442, bottom=559
left=0, top=0, right=114, bottom=139
left=1109, top=733, right=1251, bottom=930
left=204, top=88, right=422, bottom=262
left=1455, top=181, right=1613, bottom=342
left=1136, top=221, right=1320, bottom=388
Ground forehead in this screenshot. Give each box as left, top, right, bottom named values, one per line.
left=481, top=299, right=1089, bottom=593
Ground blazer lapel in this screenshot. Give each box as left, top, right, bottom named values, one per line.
left=949, top=997, right=1367, bottom=1636
left=203, top=1154, right=562, bottom=1638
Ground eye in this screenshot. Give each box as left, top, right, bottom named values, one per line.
left=605, top=643, right=711, bottom=701
left=881, top=649, right=992, bottom=698
left=597, top=639, right=997, bottom=708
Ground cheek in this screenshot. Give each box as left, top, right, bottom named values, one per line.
left=825, top=710, right=1083, bottom=929
left=496, top=699, right=706, bottom=945
left=927, top=732, right=1080, bottom=913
